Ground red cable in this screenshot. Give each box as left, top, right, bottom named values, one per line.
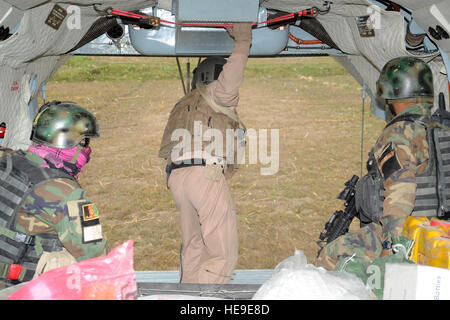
left=159, top=15, right=295, bottom=28
left=299, top=39, right=323, bottom=45
left=289, top=33, right=322, bottom=45
left=110, top=8, right=317, bottom=28
left=111, top=9, right=145, bottom=19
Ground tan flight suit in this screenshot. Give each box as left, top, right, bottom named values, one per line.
left=160, top=23, right=252, bottom=284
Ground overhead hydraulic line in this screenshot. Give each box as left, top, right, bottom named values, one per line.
left=94, top=5, right=324, bottom=29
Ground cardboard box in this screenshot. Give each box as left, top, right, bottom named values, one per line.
left=383, top=263, right=450, bottom=300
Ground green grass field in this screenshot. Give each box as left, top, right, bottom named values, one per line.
left=47, top=55, right=386, bottom=270
left=53, top=55, right=349, bottom=82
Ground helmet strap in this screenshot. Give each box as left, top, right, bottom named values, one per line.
left=388, top=103, right=397, bottom=116
left=71, top=145, right=82, bottom=164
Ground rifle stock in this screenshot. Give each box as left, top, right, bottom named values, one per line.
left=319, top=175, right=359, bottom=244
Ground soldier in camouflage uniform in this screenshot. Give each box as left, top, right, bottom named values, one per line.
left=316, top=56, right=435, bottom=272
left=0, top=101, right=107, bottom=288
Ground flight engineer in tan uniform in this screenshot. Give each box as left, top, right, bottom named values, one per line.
left=159, top=23, right=252, bottom=284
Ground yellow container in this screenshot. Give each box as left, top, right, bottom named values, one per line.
left=402, top=216, right=429, bottom=263
left=424, top=242, right=450, bottom=269
left=402, top=216, right=450, bottom=269
left=417, top=225, right=448, bottom=264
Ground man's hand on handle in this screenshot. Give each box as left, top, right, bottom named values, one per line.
left=226, top=22, right=253, bottom=43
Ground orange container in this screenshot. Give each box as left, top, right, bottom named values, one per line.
left=430, top=218, right=450, bottom=232
left=402, top=216, right=450, bottom=268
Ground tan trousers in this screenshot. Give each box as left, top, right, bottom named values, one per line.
left=168, top=166, right=238, bottom=284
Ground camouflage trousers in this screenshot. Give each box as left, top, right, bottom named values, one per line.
left=315, top=216, right=405, bottom=270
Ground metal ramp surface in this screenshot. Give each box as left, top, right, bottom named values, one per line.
left=136, top=269, right=273, bottom=300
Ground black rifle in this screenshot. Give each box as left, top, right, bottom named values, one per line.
left=319, top=175, right=359, bottom=244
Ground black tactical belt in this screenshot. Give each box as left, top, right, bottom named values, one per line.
left=169, top=158, right=207, bottom=171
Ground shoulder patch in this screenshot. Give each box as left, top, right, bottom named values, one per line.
left=67, top=200, right=87, bottom=218
left=80, top=203, right=102, bottom=243
left=66, top=200, right=103, bottom=243
left=377, top=143, right=401, bottom=180
left=377, top=142, right=394, bottom=163
left=82, top=203, right=99, bottom=222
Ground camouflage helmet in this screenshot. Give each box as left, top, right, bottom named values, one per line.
left=376, top=56, right=434, bottom=101
left=192, top=57, right=227, bottom=89
left=31, top=101, right=99, bottom=149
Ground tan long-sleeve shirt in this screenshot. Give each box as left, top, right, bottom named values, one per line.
left=207, top=39, right=252, bottom=109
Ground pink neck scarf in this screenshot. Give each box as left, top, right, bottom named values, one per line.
left=29, top=144, right=91, bottom=179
